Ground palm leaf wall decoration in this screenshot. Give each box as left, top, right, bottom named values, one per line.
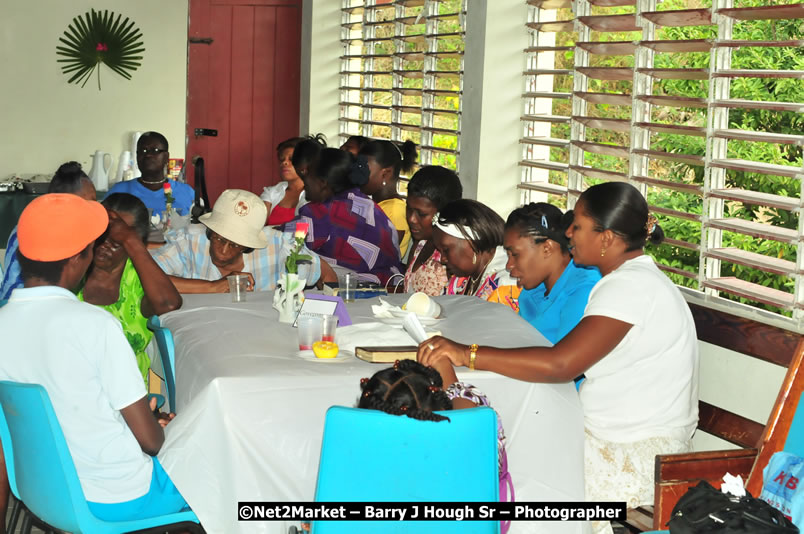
left=56, top=9, right=145, bottom=90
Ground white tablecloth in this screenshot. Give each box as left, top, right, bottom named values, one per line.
left=157, top=292, right=588, bottom=534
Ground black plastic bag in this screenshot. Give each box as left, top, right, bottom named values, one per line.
left=668, top=481, right=798, bottom=533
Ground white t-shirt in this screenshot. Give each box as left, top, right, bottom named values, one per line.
left=580, top=255, right=699, bottom=443
left=260, top=181, right=307, bottom=216
left=0, top=286, right=152, bottom=503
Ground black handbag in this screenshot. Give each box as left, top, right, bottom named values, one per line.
left=667, top=481, right=799, bottom=533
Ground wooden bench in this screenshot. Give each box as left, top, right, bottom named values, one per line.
left=644, top=303, right=804, bottom=531
left=619, top=303, right=804, bottom=532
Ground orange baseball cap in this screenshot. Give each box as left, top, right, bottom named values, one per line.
left=17, top=194, right=109, bottom=261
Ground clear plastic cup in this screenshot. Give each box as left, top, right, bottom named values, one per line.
left=227, top=274, right=249, bottom=302
left=297, top=315, right=323, bottom=350
left=338, top=273, right=357, bottom=302
left=321, top=315, right=339, bottom=343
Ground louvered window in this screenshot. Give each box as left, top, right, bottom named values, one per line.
left=521, top=0, right=804, bottom=329
left=340, top=0, right=466, bottom=172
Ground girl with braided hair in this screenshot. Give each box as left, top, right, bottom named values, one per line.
left=504, top=202, right=601, bottom=344
left=358, top=359, right=514, bottom=533
left=357, top=359, right=452, bottom=422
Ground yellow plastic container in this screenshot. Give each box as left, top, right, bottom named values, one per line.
left=313, top=341, right=339, bottom=359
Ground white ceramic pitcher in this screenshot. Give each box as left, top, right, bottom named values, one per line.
left=114, top=150, right=132, bottom=184
left=88, top=150, right=112, bottom=191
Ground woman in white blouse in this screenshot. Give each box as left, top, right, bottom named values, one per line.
left=419, top=182, right=699, bottom=534
left=260, top=134, right=324, bottom=226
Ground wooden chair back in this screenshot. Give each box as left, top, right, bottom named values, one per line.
left=650, top=303, right=804, bottom=530
left=745, top=337, right=804, bottom=496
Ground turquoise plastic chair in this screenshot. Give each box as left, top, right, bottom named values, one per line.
left=312, top=406, right=500, bottom=534
left=0, top=381, right=201, bottom=533
left=147, top=316, right=177, bottom=413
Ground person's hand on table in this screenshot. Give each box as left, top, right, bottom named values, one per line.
left=422, top=341, right=460, bottom=386
left=417, top=336, right=470, bottom=369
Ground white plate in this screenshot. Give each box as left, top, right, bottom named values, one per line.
left=296, top=350, right=350, bottom=362
left=388, top=309, right=442, bottom=320
left=376, top=315, right=441, bottom=326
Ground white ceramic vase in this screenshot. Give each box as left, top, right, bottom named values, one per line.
left=273, top=272, right=304, bottom=323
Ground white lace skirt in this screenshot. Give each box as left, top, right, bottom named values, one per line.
left=584, top=428, right=691, bottom=534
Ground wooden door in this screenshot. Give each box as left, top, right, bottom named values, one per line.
left=187, top=0, right=302, bottom=205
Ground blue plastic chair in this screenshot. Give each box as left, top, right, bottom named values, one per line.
left=147, top=316, right=177, bottom=413
left=312, top=406, right=500, bottom=534
left=0, top=381, right=201, bottom=533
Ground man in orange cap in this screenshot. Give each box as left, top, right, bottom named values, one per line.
left=0, top=194, right=192, bottom=521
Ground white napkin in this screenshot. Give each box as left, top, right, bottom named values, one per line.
left=336, top=323, right=417, bottom=354
left=403, top=313, right=428, bottom=344
left=370, top=298, right=402, bottom=319
left=720, top=473, right=746, bottom=497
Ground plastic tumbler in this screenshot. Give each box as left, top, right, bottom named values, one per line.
left=322, top=315, right=339, bottom=343
left=227, top=274, right=249, bottom=302
left=297, top=315, right=323, bottom=350
left=338, top=273, right=357, bottom=303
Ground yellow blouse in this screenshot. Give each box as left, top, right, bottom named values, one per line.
left=378, top=197, right=411, bottom=260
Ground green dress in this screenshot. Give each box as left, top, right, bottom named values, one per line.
left=78, top=258, right=152, bottom=386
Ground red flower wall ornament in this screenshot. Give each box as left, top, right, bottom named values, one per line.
left=56, top=9, right=144, bottom=90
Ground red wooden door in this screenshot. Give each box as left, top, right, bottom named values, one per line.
left=187, top=0, right=302, bottom=205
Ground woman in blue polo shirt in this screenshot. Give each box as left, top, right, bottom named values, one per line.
left=504, top=203, right=601, bottom=344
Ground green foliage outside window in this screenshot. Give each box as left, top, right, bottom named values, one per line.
left=543, top=0, right=802, bottom=315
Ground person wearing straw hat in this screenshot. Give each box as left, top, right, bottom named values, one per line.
left=0, top=194, right=191, bottom=521
left=151, top=189, right=334, bottom=293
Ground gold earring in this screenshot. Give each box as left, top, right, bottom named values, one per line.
left=600, top=247, right=606, bottom=257
left=472, top=252, right=477, bottom=265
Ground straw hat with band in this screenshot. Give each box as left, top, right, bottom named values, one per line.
left=17, top=194, right=108, bottom=262
left=199, top=189, right=269, bottom=249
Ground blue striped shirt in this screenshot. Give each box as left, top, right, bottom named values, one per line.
left=0, top=228, right=22, bottom=300
left=150, top=225, right=321, bottom=290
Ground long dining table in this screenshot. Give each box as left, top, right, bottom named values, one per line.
left=156, top=291, right=588, bottom=534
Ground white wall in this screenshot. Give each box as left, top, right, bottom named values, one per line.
left=0, top=0, right=188, bottom=183
left=300, top=0, right=341, bottom=143
left=461, top=0, right=529, bottom=219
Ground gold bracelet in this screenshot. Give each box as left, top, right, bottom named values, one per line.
left=469, top=344, right=479, bottom=371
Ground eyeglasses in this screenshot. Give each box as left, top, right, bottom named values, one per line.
left=137, top=147, right=168, bottom=155
left=209, top=233, right=245, bottom=251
